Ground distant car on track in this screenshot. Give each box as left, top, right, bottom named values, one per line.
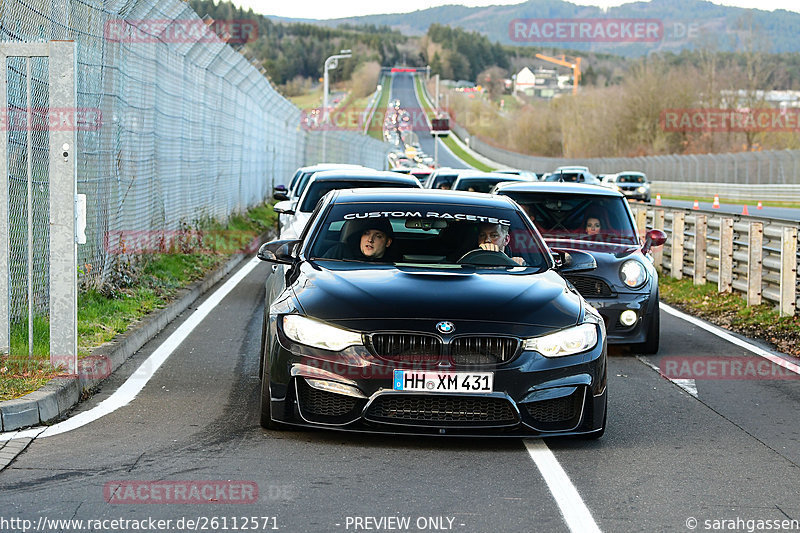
left=450, top=172, right=531, bottom=193
left=276, top=169, right=422, bottom=239
left=602, top=171, right=651, bottom=202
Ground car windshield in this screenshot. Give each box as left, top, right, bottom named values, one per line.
left=299, top=180, right=417, bottom=212
left=453, top=177, right=509, bottom=193
left=618, top=174, right=645, bottom=183
left=307, top=202, right=549, bottom=271
left=430, top=173, right=460, bottom=189
left=545, top=172, right=587, bottom=182
left=499, top=192, right=639, bottom=245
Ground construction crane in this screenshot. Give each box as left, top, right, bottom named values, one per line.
left=534, top=53, right=582, bottom=95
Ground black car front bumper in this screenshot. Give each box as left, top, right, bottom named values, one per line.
left=265, top=332, right=607, bottom=437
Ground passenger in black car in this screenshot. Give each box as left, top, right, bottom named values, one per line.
left=322, top=219, right=395, bottom=261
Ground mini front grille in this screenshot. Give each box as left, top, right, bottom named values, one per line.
left=366, top=395, right=518, bottom=426
left=369, top=334, right=441, bottom=361
left=297, top=379, right=359, bottom=419
left=450, top=337, right=519, bottom=365
left=565, top=276, right=614, bottom=298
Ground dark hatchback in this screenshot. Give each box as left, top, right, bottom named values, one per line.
left=494, top=182, right=666, bottom=353
left=257, top=189, right=607, bottom=437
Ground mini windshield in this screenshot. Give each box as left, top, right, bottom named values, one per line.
left=499, top=192, right=639, bottom=245
left=307, top=202, right=550, bottom=271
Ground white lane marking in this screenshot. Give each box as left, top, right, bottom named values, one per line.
left=637, top=357, right=699, bottom=397
left=671, top=379, right=698, bottom=397
left=524, top=439, right=602, bottom=533
left=661, top=303, right=800, bottom=376
left=1, top=257, right=262, bottom=442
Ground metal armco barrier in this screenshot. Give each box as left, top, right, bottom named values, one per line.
left=631, top=205, right=799, bottom=316
left=652, top=181, right=800, bottom=203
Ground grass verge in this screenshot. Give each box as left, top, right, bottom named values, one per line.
left=0, top=203, right=277, bottom=402
left=659, top=276, right=800, bottom=358
left=368, top=76, right=390, bottom=141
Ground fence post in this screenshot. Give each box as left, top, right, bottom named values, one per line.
left=635, top=208, right=647, bottom=242
left=694, top=214, right=707, bottom=285
left=747, top=222, right=763, bottom=306
left=0, top=47, right=7, bottom=354
left=718, top=217, right=734, bottom=293
left=653, top=209, right=665, bottom=271
left=671, top=212, right=684, bottom=280
left=780, top=226, right=797, bottom=316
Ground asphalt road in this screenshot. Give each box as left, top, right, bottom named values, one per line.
left=390, top=73, right=469, bottom=170
left=1, top=258, right=799, bottom=533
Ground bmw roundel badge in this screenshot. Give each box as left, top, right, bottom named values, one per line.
left=436, top=321, right=455, bottom=334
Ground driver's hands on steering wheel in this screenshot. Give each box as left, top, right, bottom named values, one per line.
left=478, top=242, right=502, bottom=252
left=477, top=243, right=525, bottom=265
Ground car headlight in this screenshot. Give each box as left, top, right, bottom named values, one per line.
left=611, top=184, right=621, bottom=191
left=282, top=315, right=363, bottom=351
left=620, top=259, right=647, bottom=288
left=637, top=186, right=646, bottom=193
left=524, top=323, right=598, bottom=358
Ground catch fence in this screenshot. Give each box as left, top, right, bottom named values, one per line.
left=1, top=0, right=389, bottom=327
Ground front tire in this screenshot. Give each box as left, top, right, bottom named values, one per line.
left=634, top=299, right=660, bottom=354
left=259, top=351, right=285, bottom=430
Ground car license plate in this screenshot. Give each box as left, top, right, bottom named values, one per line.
left=393, top=370, right=493, bottom=393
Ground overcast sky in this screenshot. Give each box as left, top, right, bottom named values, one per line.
left=230, top=0, right=800, bottom=20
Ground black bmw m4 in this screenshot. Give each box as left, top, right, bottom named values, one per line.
left=257, top=188, right=607, bottom=438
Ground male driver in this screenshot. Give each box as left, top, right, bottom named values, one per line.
left=323, top=218, right=394, bottom=261
left=476, top=222, right=525, bottom=265
left=359, top=225, right=392, bottom=260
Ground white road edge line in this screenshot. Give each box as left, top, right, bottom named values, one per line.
left=661, top=302, right=800, bottom=376
left=0, top=256, right=262, bottom=442
left=524, top=439, right=602, bottom=533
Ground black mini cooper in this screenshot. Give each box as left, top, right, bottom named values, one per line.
left=493, top=182, right=666, bottom=353
left=257, top=188, right=607, bottom=437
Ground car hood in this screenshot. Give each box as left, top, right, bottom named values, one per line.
left=546, top=238, right=639, bottom=258
left=291, top=262, right=583, bottom=334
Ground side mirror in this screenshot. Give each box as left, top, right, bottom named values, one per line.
left=273, top=190, right=289, bottom=201
left=257, top=239, right=300, bottom=264
left=642, top=228, right=667, bottom=254
left=273, top=200, right=295, bottom=215
left=557, top=250, right=597, bottom=274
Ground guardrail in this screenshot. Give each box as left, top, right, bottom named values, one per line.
left=652, top=181, right=800, bottom=203
left=629, top=205, right=799, bottom=316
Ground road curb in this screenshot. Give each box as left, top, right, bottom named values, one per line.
left=0, top=233, right=272, bottom=432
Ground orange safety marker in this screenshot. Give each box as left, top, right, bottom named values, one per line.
left=655, top=194, right=662, bottom=206
left=692, top=200, right=700, bottom=210
left=757, top=201, right=763, bottom=210
left=741, top=204, right=749, bottom=215
left=712, top=194, right=720, bottom=208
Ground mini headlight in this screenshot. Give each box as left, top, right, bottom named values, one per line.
left=282, top=315, right=363, bottom=351
left=620, top=259, right=647, bottom=288
left=524, top=323, right=598, bottom=358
